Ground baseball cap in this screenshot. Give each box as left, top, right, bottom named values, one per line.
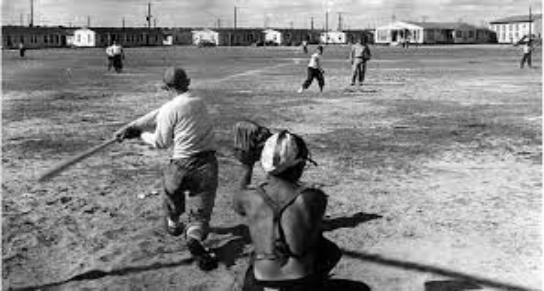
left=261, top=131, right=316, bottom=175
left=163, top=67, right=189, bottom=88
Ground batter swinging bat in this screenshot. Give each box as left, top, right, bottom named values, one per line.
left=38, top=138, right=118, bottom=182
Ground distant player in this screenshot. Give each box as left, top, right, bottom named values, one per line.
left=111, top=40, right=125, bottom=73
left=18, top=42, right=26, bottom=58
left=298, top=45, right=325, bottom=93
left=301, top=40, right=308, bottom=54
left=349, top=37, right=371, bottom=87
left=520, top=39, right=533, bottom=69
left=105, top=42, right=115, bottom=71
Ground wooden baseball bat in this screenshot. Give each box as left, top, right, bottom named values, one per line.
left=38, top=138, right=118, bottom=182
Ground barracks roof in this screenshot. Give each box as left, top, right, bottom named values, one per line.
left=404, top=21, right=482, bottom=30
left=489, top=14, right=542, bottom=24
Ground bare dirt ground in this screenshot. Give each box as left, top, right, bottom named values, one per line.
left=2, top=44, right=542, bottom=291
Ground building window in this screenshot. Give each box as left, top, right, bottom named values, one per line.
left=455, top=31, right=462, bottom=38
left=44, top=35, right=48, bottom=43
left=77, top=34, right=81, bottom=42
left=468, top=31, right=474, bottom=38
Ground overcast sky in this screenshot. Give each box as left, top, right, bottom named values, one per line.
left=2, top=0, right=541, bottom=29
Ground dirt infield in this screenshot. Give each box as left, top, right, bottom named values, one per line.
left=2, top=45, right=541, bottom=290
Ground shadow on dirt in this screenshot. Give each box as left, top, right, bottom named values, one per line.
left=342, top=249, right=534, bottom=291
left=323, top=212, right=382, bottom=232
left=11, top=256, right=194, bottom=291
left=325, top=279, right=372, bottom=291
left=424, top=280, right=482, bottom=291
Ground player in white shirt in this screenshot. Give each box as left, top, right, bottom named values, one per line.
left=105, top=43, right=115, bottom=71
left=114, top=67, right=219, bottom=271
left=110, top=41, right=125, bottom=73
left=298, top=45, right=325, bottom=93
left=520, top=39, right=534, bottom=69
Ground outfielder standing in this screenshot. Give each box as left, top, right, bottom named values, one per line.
left=115, top=67, right=219, bottom=271
left=18, top=42, right=26, bottom=58
left=111, top=40, right=125, bottom=73
left=520, top=39, right=534, bottom=69
left=350, top=37, right=371, bottom=87
left=105, top=42, right=115, bottom=71
left=298, top=45, right=325, bottom=93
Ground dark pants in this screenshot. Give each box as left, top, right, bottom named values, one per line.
left=163, top=151, right=218, bottom=240
left=520, top=53, right=532, bottom=68
left=302, top=67, right=325, bottom=91
left=112, top=55, right=123, bottom=72
left=351, top=59, right=367, bottom=85
left=107, top=56, right=114, bottom=70
left=19, top=49, right=26, bottom=58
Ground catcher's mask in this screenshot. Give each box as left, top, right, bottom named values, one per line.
left=261, top=130, right=317, bottom=175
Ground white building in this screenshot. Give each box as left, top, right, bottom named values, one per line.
left=489, top=14, right=542, bottom=44
left=72, top=27, right=96, bottom=47
left=375, top=21, right=424, bottom=45
left=375, top=21, right=495, bottom=45
left=320, top=31, right=346, bottom=44
left=192, top=29, right=219, bottom=45
left=263, top=29, right=282, bottom=45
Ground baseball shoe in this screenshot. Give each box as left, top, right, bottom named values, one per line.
left=187, top=238, right=218, bottom=271
left=164, top=217, right=184, bottom=237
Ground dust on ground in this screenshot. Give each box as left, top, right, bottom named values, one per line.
left=2, top=45, right=541, bottom=290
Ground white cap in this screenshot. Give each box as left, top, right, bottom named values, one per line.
left=261, top=132, right=305, bottom=174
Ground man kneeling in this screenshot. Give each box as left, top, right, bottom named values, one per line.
left=233, top=129, right=341, bottom=290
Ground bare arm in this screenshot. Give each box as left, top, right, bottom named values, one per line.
left=238, top=163, right=254, bottom=190
left=141, top=106, right=175, bottom=149
left=233, top=189, right=247, bottom=216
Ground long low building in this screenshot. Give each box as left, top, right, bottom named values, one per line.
left=375, top=21, right=496, bottom=45
left=2, top=25, right=375, bottom=49
left=2, top=26, right=74, bottom=49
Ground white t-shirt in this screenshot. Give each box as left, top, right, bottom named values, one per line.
left=105, top=46, right=114, bottom=57
left=523, top=44, right=532, bottom=54
left=111, top=44, right=123, bottom=55
left=134, top=91, right=216, bottom=159
left=308, top=52, right=321, bottom=68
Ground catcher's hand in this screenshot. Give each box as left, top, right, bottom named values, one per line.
left=114, top=126, right=142, bottom=142
left=233, top=120, right=272, bottom=165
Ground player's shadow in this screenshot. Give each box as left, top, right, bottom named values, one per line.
left=424, top=280, right=482, bottom=291
left=323, top=212, right=382, bottom=232
left=325, top=279, right=372, bottom=291
left=211, top=212, right=381, bottom=266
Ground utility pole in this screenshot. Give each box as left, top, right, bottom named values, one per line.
left=20, top=13, right=24, bottom=26
left=146, top=2, right=152, bottom=28
left=310, top=16, right=314, bottom=30
left=29, top=0, right=34, bottom=27
left=218, top=18, right=221, bottom=29
left=325, top=11, right=329, bottom=45
left=529, top=5, right=532, bottom=41
left=234, top=6, right=237, bottom=29
left=154, top=18, right=157, bottom=28
left=87, top=16, right=91, bottom=27
left=337, top=12, right=342, bottom=31
left=325, top=10, right=329, bottom=31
